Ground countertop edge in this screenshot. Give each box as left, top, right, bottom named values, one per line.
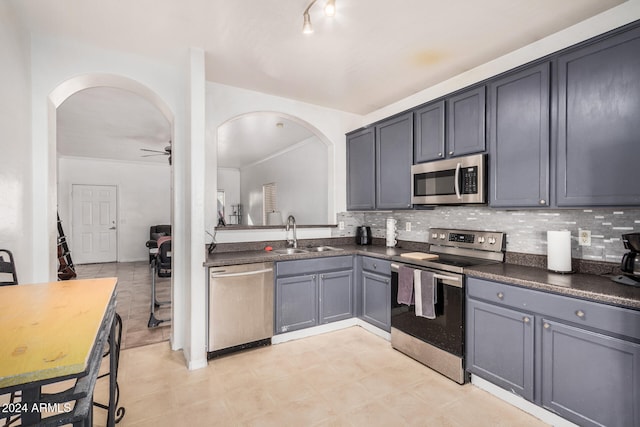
left=465, top=267, right=640, bottom=310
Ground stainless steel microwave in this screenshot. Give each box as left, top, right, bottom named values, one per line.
left=411, top=153, right=486, bottom=205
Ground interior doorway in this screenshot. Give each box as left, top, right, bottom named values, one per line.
left=71, top=184, right=118, bottom=264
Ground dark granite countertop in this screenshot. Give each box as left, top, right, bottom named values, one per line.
left=465, top=263, right=640, bottom=310
left=204, top=244, right=410, bottom=267
left=204, top=239, right=640, bottom=310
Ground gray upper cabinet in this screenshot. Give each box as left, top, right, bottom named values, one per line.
left=346, top=128, right=375, bottom=210
left=541, top=319, right=640, bottom=427
left=375, top=113, right=413, bottom=209
left=414, top=100, right=446, bottom=163
left=447, top=86, right=486, bottom=158
left=557, top=26, right=640, bottom=206
left=489, top=63, right=550, bottom=207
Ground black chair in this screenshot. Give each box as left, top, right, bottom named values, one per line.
left=145, top=225, right=171, bottom=263
left=148, top=238, right=171, bottom=328
left=0, top=250, right=18, bottom=426
left=0, top=249, right=18, bottom=286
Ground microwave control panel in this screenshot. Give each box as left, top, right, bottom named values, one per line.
left=461, top=166, right=478, bottom=194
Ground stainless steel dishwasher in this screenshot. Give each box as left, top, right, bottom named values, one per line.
left=208, top=262, right=274, bottom=356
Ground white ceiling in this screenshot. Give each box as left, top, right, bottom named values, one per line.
left=57, top=87, right=172, bottom=164
left=11, top=0, right=625, bottom=164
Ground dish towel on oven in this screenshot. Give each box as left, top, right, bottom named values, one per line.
left=414, top=270, right=436, bottom=319
left=397, top=265, right=415, bottom=305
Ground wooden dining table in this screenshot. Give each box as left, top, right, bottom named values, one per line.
left=0, top=278, right=119, bottom=426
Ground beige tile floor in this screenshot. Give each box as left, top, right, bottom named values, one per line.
left=90, top=326, right=549, bottom=427
left=75, top=261, right=171, bottom=349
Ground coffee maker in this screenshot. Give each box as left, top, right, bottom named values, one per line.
left=612, top=233, right=640, bottom=287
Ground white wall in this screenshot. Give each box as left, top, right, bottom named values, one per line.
left=57, top=157, right=171, bottom=262
left=240, top=136, right=328, bottom=226
left=28, top=34, right=191, bottom=358
left=205, top=81, right=363, bottom=238
left=0, top=2, right=33, bottom=282
left=217, top=168, right=241, bottom=224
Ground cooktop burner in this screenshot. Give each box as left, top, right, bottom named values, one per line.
left=393, top=228, right=507, bottom=274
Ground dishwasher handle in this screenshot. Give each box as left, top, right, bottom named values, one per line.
left=210, top=268, right=273, bottom=279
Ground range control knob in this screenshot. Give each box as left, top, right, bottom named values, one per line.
left=478, top=237, right=485, bottom=244
left=439, top=233, right=446, bottom=240
left=431, top=232, right=438, bottom=239
left=488, top=237, right=496, bottom=245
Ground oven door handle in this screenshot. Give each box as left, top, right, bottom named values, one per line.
left=433, top=273, right=460, bottom=282
left=454, top=162, right=462, bottom=199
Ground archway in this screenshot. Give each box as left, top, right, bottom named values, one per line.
left=214, top=111, right=335, bottom=229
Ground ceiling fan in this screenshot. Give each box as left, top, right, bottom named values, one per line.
left=140, top=143, right=172, bottom=165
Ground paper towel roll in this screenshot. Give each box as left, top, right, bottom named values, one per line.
left=386, top=218, right=397, bottom=247
left=547, top=230, right=572, bottom=273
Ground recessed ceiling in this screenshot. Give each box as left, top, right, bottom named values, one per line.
left=10, top=0, right=625, bottom=115
left=56, top=87, right=172, bottom=164
left=217, top=115, right=315, bottom=169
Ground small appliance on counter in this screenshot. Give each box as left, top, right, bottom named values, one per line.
left=355, top=226, right=372, bottom=245
left=612, top=233, right=640, bottom=287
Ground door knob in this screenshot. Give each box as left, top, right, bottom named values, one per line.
left=109, top=226, right=116, bottom=230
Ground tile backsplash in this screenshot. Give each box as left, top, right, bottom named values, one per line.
left=333, top=207, right=640, bottom=264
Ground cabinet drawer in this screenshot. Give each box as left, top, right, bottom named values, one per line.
left=467, top=277, right=640, bottom=341
left=361, top=257, right=391, bottom=275
left=276, top=255, right=353, bottom=277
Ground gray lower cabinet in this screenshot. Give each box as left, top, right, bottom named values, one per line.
left=541, top=319, right=640, bottom=427
left=275, top=274, right=317, bottom=333
left=275, top=256, right=353, bottom=334
left=557, top=25, right=640, bottom=206
left=488, top=62, right=550, bottom=208
left=466, top=299, right=534, bottom=400
left=319, top=270, right=354, bottom=324
left=360, top=257, right=391, bottom=331
left=467, top=277, right=640, bottom=427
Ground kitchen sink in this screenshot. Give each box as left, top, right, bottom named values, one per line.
left=306, top=246, right=344, bottom=252
left=273, top=248, right=309, bottom=255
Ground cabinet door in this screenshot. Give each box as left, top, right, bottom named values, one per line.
left=557, top=26, right=640, bottom=206
left=489, top=63, right=550, bottom=207
left=466, top=299, right=534, bottom=401
left=361, top=270, right=391, bottom=331
left=275, top=274, right=317, bottom=333
left=447, top=86, right=486, bottom=157
left=319, top=270, right=353, bottom=324
left=346, top=128, right=376, bottom=210
left=414, top=100, right=445, bottom=163
left=541, top=319, right=640, bottom=427
left=375, top=113, right=413, bottom=209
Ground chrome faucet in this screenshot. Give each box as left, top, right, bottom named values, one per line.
left=285, top=215, right=297, bottom=248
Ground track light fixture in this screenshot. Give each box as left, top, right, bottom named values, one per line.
left=302, top=0, right=336, bottom=34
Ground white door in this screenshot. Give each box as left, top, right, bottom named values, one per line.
left=71, top=184, right=117, bottom=264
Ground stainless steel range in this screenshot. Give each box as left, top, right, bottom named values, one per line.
left=390, top=228, right=506, bottom=384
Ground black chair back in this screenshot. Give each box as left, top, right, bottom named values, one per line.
left=157, top=240, right=172, bottom=278
left=0, top=249, right=18, bottom=286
